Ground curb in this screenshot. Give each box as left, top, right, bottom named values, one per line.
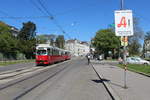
left=91, top=63, right=121, bottom=100
left=125, top=67, right=150, bottom=77
left=117, top=64, right=150, bottom=78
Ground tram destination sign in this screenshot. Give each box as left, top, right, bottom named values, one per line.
left=114, top=10, right=134, bottom=36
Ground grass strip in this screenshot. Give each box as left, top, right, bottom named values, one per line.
left=118, top=64, right=150, bottom=76
left=0, top=59, right=35, bottom=66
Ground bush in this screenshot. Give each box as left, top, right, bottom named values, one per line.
left=16, top=52, right=26, bottom=60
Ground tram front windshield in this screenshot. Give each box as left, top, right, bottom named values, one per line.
left=37, top=50, right=47, bottom=55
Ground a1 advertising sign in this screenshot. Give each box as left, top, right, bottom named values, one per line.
left=115, top=10, right=134, bottom=36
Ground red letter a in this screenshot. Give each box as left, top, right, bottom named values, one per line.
left=117, top=17, right=127, bottom=28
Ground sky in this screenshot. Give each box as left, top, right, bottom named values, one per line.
left=0, top=0, right=150, bottom=42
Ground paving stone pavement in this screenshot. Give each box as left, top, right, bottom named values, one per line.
left=92, top=60, right=150, bottom=100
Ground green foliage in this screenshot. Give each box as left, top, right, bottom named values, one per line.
left=0, top=21, right=36, bottom=60
left=130, top=17, right=144, bottom=41
left=128, top=17, right=143, bottom=56
left=0, top=53, right=3, bottom=60
left=0, top=21, right=11, bottom=34
left=16, top=52, right=26, bottom=60
left=36, top=35, right=47, bottom=44
left=55, top=35, right=65, bottom=49
left=0, top=24, right=18, bottom=59
left=93, top=29, right=120, bottom=58
left=18, top=39, right=36, bottom=59
left=143, top=31, right=150, bottom=56
left=47, top=34, right=56, bottom=46
left=36, top=34, right=65, bottom=48
left=145, top=31, right=150, bottom=40
left=18, top=21, right=36, bottom=40
left=17, top=21, right=36, bottom=59
left=36, top=34, right=56, bottom=45
left=128, top=39, right=141, bottom=56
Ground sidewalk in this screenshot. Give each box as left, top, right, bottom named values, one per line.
left=91, top=60, right=150, bottom=100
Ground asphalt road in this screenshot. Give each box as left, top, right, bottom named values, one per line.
left=18, top=58, right=112, bottom=100
left=0, top=60, right=69, bottom=100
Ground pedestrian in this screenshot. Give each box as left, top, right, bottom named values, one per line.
left=87, top=54, right=91, bottom=65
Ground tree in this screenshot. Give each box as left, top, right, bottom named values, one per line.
left=143, top=31, right=150, bottom=57
left=93, top=29, right=120, bottom=59
left=144, top=31, right=150, bottom=40
left=55, top=35, right=65, bottom=49
left=0, top=21, right=19, bottom=59
left=0, top=21, right=11, bottom=34
left=44, top=34, right=56, bottom=46
left=128, top=39, right=141, bottom=56
left=36, top=34, right=56, bottom=45
left=17, top=39, right=36, bottom=59
left=18, top=21, right=36, bottom=59
left=36, top=35, right=47, bottom=44
left=0, top=32, right=18, bottom=59
left=128, top=17, right=144, bottom=56
left=18, top=21, right=36, bottom=40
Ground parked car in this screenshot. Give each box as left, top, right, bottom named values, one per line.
left=93, top=54, right=104, bottom=61
left=126, top=57, right=150, bottom=65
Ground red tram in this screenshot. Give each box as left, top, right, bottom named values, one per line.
left=36, top=44, right=71, bottom=66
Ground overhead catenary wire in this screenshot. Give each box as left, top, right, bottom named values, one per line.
left=0, top=1, right=98, bottom=20
left=0, top=16, right=49, bottom=19
left=0, top=0, right=107, bottom=39
left=36, top=0, right=54, bottom=20
left=0, top=10, right=21, bottom=22
left=30, top=0, right=48, bottom=16
left=0, top=10, right=10, bottom=16
left=33, top=0, right=71, bottom=39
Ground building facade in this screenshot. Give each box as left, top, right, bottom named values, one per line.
left=0, top=21, right=19, bottom=37
left=65, top=39, right=90, bottom=56
left=9, top=26, right=19, bottom=37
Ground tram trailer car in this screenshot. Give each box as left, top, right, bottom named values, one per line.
left=36, top=44, right=71, bottom=66
left=63, top=50, right=71, bottom=60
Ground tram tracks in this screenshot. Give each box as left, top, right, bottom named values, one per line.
left=0, top=60, right=71, bottom=100
left=0, top=67, right=42, bottom=80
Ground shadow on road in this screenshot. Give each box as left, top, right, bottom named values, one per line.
left=92, top=78, right=110, bottom=83
left=92, top=79, right=125, bottom=89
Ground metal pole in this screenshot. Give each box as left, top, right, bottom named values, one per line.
left=123, top=36, right=127, bottom=88
left=121, top=0, right=124, bottom=10
left=121, top=0, right=127, bottom=89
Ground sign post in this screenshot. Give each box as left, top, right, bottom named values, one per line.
left=121, top=36, right=128, bottom=46
left=115, top=9, right=133, bottom=89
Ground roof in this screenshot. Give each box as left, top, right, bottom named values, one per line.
left=66, top=39, right=77, bottom=43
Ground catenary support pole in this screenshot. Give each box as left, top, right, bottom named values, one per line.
left=123, top=36, right=127, bottom=88
left=121, top=0, right=128, bottom=89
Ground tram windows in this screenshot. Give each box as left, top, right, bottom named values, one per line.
left=47, top=48, right=53, bottom=55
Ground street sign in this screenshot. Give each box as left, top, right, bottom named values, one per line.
left=121, top=36, right=128, bottom=46
left=115, top=10, right=133, bottom=36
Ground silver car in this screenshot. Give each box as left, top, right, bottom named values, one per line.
left=126, top=57, right=150, bottom=65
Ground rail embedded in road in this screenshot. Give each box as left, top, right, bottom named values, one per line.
left=0, top=67, right=42, bottom=80
left=0, top=60, right=71, bottom=100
